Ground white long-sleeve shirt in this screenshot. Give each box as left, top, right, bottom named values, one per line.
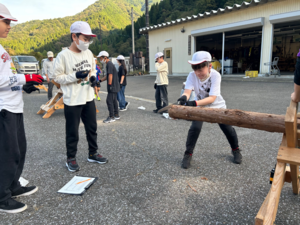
left=53, top=48, right=96, bottom=106
left=155, top=61, right=169, bottom=85
left=0, top=45, right=26, bottom=113
left=43, top=59, right=55, bottom=79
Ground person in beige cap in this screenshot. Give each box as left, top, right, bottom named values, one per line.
left=43, top=51, right=55, bottom=100
left=53, top=21, right=108, bottom=172
left=0, top=3, right=42, bottom=214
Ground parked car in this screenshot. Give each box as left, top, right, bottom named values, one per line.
left=11, top=55, right=39, bottom=74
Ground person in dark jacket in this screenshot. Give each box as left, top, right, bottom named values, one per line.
left=116, top=55, right=130, bottom=111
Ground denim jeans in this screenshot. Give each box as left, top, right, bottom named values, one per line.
left=117, top=85, right=127, bottom=109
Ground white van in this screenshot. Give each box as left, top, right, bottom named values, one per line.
left=11, top=55, right=39, bottom=74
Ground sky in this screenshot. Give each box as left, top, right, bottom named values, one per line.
left=2, top=0, right=98, bottom=23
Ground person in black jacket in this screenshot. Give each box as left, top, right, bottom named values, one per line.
left=116, top=55, right=130, bottom=111
left=291, top=50, right=300, bottom=102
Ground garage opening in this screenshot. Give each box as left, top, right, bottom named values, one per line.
left=195, top=26, right=262, bottom=75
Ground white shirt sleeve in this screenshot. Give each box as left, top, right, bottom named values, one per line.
left=53, top=53, right=78, bottom=84
left=184, top=72, right=194, bottom=90
left=0, top=73, right=25, bottom=88
left=209, top=72, right=221, bottom=96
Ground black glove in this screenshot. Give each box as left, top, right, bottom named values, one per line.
left=120, top=83, right=123, bottom=89
left=76, top=70, right=90, bottom=79
left=89, top=76, right=97, bottom=88
left=154, top=83, right=157, bottom=89
left=108, top=84, right=112, bottom=92
left=96, top=81, right=101, bottom=88
left=177, top=95, right=187, bottom=105
left=185, top=101, right=197, bottom=107
left=23, top=81, right=40, bottom=94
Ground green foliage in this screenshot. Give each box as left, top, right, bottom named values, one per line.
left=2, top=0, right=251, bottom=60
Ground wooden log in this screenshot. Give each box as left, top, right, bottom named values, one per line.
left=168, top=105, right=287, bottom=133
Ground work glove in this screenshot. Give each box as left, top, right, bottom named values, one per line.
left=108, top=84, right=112, bottom=92
left=120, top=83, right=123, bottom=89
left=297, top=49, right=300, bottom=57
left=76, top=70, right=90, bottom=79
left=177, top=95, right=187, bottom=105
left=89, top=76, right=97, bottom=88
left=185, top=101, right=197, bottom=107
left=23, top=81, right=40, bottom=94
left=25, top=74, right=43, bottom=84
left=154, top=83, right=157, bottom=89
left=96, top=81, right=101, bottom=88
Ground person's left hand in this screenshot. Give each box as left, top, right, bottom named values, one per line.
left=120, top=83, right=123, bottom=89
left=89, top=76, right=97, bottom=88
left=23, top=81, right=40, bottom=94
left=185, top=101, right=197, bottom=106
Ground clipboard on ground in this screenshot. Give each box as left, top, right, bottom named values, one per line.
left=58, top=176, right=98, bottom=195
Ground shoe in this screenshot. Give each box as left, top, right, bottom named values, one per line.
left=125, top=102, right=130, bottom=110
left=232, top=149, right=242, bottom=164
left=0, top=198, right=27, bottom=214
left=12, top=186, right=38, bottom=198
left=66, top=158, right=80, bottom=172
left=114, top=115, right=120, bottom=120
left=103, top=117, right=115, bottom=123
left=88, top=153, right=108, bottom=164
left=181, top=154, right=192, bottom=169
left=119, top=108, right=126, bottom=112
left=153, top=109, right=158, bottom=113
left=97, top=96, right=101, bottom=101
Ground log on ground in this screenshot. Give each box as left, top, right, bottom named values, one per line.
left=168, top=105, right=287, bottom=133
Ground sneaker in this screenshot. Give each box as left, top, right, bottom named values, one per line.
left=66, top=158, right=80, bottom=172
left=88, top=153, right=108, bottom=164
left=153, top=109, right=158, bottom=113
left=119, top=108, right=126, bottom=112
left=232, top=149, right=242, bottom=164
left=103, top=117, right=115, bottom=123
left=114, top=115, right=120, bottom=120
left=125, top=102, right=130, bottom=110
left=12, top=186, right=38, bottom=198
left=181, top=154, right=192, bottom=169
left=0, top=198, right=27, bottom=214
left=97, top=96, right=101, bottom=101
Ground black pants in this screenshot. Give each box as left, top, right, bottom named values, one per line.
left=64, top=101, right=98, bottom=158
left=106, top=92, right=118, bottom=117
left=0, top=110, right=26, bottom=202
left=185, top=121, right=239, bottom=155
left=155, top=85, right=168, bottom=110
left=48, top=81, right=54, bottom=100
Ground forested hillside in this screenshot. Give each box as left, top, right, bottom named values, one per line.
left=2, top=0, right=250, bottom=61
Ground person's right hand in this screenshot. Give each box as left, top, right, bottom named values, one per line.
left=25, top=74, right=44, bottom=84
left=177, top=95, right=187, bottom=105
left=47, top=77, right=50, bottom=83
left=76, top=70, right=90, bottom=79
left=154, top=83, right=157, bottom=89
left=108, top=84, right=112, bottom=92
left=23, top=81, right=40, bottom=94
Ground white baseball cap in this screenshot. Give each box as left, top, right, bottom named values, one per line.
left=155, top=52, right=164, bottom=60
left=97, top=51, right=109, bottom=58
left=116, top=55, right=125, bottom=60
left=47, top=51, right=54, bottom=58
left=0, top=3, right=17, bottom=21
left=70, top=21, right=96, bottom=37
left=188, top=51, right=212, bottom=65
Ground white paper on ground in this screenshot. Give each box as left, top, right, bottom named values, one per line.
left=138, top=106, right=146, bottom=110
left=19, top=177, right=29, bottom=187
left=162, top=113, right=171, bottom=119
left=58, top=176, right=96, bottom=195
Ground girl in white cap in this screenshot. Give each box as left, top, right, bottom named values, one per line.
left=116, top=55, right=130, bottom=111
left=178, top=51, right=242, bottom=169
left=0, top=3, right=43, bottom=213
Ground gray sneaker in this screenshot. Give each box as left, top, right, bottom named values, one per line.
left=182, top=154, right=192, bottom=169
left=103, top=117, right=115, bottom=123
left=232, top=149, right=242, bottom=164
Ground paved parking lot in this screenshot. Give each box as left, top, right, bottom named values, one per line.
left=1, top=75, right=299, bottom=224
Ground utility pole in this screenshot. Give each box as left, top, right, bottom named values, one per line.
left=131, top=7, right=135, bottom=54
left=145, top=0, right=149, bottom=71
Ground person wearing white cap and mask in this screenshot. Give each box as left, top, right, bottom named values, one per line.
left=0, top=3, right=43, bottom=214
left=53, top=21, right=108, bottom=173
left=98, top=51, right=120, bottom=123
left=178, top=51, right=242, bottom=169
left=153, top=52, right=169, bottom=113
left=43, top=51, right=55, bottom=100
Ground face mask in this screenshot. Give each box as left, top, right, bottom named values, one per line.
left=76, top=39, right=90, bottom=51
left=100, top=59, right=106, bottom=64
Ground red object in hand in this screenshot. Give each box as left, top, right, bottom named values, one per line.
left=25, top=74, right=44, bottom=84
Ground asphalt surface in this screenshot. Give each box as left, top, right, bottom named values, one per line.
left=2, top=75, right=299, bottom=224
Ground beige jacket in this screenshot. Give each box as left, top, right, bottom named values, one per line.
left=155, top=61, right=169, bottom=85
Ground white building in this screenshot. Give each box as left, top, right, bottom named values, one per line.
left=140, top=0, right=300, bottom=76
